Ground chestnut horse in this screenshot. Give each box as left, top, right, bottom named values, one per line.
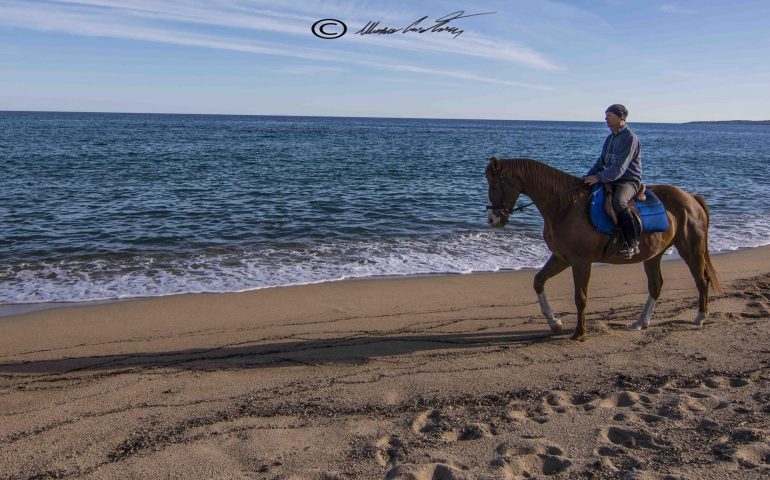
left=486, top=157, right=720, bottom=340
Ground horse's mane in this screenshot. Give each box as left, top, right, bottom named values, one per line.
left=500, top=158, right=589, bottom=206
left=499, top=158, right=586, bottom=204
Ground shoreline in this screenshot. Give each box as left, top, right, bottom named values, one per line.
left=1, top=244, right=769, bottom=478
left=2, top=243, right=766, bottom=320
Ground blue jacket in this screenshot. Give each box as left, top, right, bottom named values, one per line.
left=586, top=125, right=642, bottom=185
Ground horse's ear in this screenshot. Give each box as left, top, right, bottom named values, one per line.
left=489, top=156, right=501, bottom=172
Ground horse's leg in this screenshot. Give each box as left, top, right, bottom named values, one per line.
left=571, top=261, right=592, bottom=341
left=629, top=252, right=664, bottom=330
left=689, top=255, right=709, bottom=327
left=534, top=254, right=569, bottom=334
left=675, top=234, right=710, bottom=327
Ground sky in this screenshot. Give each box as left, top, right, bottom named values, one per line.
left=1, top=0, right=769, bottom=122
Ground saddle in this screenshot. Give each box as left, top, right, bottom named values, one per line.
left=602, top=183, right=645, bottom=230
left=588, top=183, right=670, bottom=237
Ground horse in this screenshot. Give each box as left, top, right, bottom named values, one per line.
left=485, top=157, right=720, bottom=340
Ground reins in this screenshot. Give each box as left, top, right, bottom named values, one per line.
left=486, top=178, right=587, bottom=217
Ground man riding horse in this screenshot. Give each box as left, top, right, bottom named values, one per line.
left=485, top=103, right=720, bottom=339
left=583, top=104, right=642, bottom=259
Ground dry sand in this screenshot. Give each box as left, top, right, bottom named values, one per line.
left=1, top=246, right=769, bottom=479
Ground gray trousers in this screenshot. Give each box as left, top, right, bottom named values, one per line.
left=610, top=181, right=640, bottom=246
left=611, top=181, right=639, bottom=213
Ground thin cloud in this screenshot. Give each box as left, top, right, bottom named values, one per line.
left=530, top=0, right=611, bottom=28
left=659, top=4, right=696, bottom=14
left=363, top=62, right=561, bottom=91
left=347, top=30, right=563, bottom=72
left=274, top=65, right=346, bottom=75
left=0, top=2, right=558, bottom=91
left=17, top=0, right=563, bottom=72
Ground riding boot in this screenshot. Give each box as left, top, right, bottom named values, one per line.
left=617, top=207, right=639, bottom=259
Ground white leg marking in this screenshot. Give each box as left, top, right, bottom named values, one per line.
left=693, top=311, right=707, bottom=327
left=538, top=292, right=563, bottom=332
left=628, top=295, right=656, bottom=331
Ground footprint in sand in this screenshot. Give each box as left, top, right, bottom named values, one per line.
left=441, top=422, right=497, bottom=442
left=637, top=412, right=665, bottom=424
left=618, top=471, right=684, bottom=480
left=504, top=408, right=530, bottom=423
left=734, top=443, right=770, bottom=469
left=704, top=375, right=728, bottom=389
left=729, top=377, right=751, bottom=388
left=495, top=442, right=564, bottom=457
left=492, top=442, right=572, bottom=478
left=294, top=471, right=342, bottom=480
left=598, top=391, right=653, bottom=409
left=731, top=428, right=766, bottom=444
left=569, top=393, right=598, bottom=411
left=703, top=374, right=750, bottom=390
left=599, top=426, right=661, bottom=450
left=543, top=390, right=601, bottom=412
left=411, top=410, right=453, bottom=437
left=506, top=403, right=550, bottom=425
left=411, top=410, right=495, bottom=443
left=740, top=299, right=770, bottom=319
left=459, top=423, right=495, bottom=440
left=594, top=444, right=627, bottom=457
left=526, top=390, right=575, bottom=424
left=684, top=391, right=727, bottom=412
left=374, top=435, right=407, bottom=466
left=544, top=390, right=572, bottom=412
left=655, top=397, right=691, bottom=420
left=384, top=462, right=467, bottom=480
left=507, top=391, right=600, bottom=426
left=611, top=411, right=666, bottom=427
left=651, top=390, right=726, bottom=420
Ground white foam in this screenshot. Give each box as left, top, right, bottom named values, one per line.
left=0, top=231, right=552, bottom=305
left=709, top=213, right=770, bottom=251
left=1, top=215, right=768, bottom=306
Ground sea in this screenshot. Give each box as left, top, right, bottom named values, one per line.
left=2, top=111, right=769, bottom=308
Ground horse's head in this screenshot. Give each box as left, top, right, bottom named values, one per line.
left=486, top=156, right=522, bottom=228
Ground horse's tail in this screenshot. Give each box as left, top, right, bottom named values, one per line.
left=693, top=194, right=721, bottom=293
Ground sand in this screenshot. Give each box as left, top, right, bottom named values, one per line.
left=1, top=246, right=769, bottom=479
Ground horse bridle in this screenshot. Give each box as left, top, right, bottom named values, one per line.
left=486, top=172, right=587, bottom=219
left=486, top=173, right=531, bottom=220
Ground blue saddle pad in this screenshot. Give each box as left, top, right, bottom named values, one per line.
left=589, top=184, right=670, bottom=235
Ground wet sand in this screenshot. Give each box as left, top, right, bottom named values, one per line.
left=1, top=246, right=769, bottom=479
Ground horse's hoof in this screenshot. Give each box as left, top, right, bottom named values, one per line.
left=549, top=320, right=563, bottom=334
left=693, top=312, right=707, bottom=327
left=627, top=321, right=647, bottom=331
left=570, top=332, right=586, bottom=341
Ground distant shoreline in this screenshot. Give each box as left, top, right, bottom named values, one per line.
left=3, top=111, right=770, bottom=124
left=686, top=120, right=770, bottom=125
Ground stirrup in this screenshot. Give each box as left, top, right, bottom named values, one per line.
left=619, top=241, right=639, bottom=259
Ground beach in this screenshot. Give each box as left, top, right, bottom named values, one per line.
left=4, top=1, right=770, bottom=478
left=1, top=246, right=768, bottom=479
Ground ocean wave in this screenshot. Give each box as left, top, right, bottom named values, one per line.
left=0, top=231, right=552, bottom=304
left=1, top=217, right=768, bottom=306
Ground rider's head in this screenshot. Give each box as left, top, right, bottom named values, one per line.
left=605, top=104, right=628, bottom=132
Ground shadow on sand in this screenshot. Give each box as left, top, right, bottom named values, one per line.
left=0, top=329, right=560, bottom=375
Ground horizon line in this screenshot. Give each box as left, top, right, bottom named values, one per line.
left=0, top=109, right=691, bottom=124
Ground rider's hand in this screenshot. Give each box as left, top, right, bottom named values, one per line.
left=583, top=175, right=599, bottom=185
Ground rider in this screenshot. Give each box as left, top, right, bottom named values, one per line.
left=583, top=104, right=642, bottom=259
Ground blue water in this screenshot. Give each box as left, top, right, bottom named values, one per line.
left=2, top=112, right=769, bottom=304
